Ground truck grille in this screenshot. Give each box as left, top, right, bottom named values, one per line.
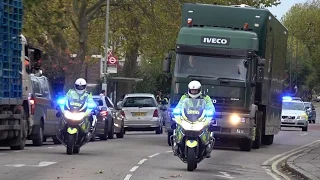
left=282, top=116, right=295, bottom=119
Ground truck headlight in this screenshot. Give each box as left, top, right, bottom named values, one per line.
left=230, top=114, right=245, bottom=125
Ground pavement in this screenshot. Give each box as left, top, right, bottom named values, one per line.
left=281, top=105, right=320, bottom=180
left=0, top=108, right=319, bottom=179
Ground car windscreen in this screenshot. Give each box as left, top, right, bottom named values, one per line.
left=282, top=102, right=305, bottom=111
left=93, top=98, right=104, bottom=106
left=304, top=103, right=311, bottom=108
left=122, top=97, right=156, bottom=107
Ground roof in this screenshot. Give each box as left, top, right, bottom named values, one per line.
left=283, top=100, right=304, bottom=103
left=107, top=77, right=143, bottom=83
left=124, top=93, right=155, bottom=98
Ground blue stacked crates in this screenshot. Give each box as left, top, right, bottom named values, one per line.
left=0, top=0, right=23, bottom=99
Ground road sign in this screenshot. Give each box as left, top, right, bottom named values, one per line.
left=108, top=56, right=117, bottom=64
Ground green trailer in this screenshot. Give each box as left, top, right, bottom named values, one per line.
left=163, top=3, right=288, bottom=151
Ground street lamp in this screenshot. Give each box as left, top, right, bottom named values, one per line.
left=103, top=0, right=110, bottom=95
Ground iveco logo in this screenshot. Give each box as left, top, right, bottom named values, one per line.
left=201, top=36, right=230, bottom=45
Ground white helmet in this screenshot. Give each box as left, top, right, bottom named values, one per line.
left=74, top=78, right=87, bottom=94
left=188, top=80, right=202, bottom=99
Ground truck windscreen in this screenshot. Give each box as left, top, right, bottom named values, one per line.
left=174, top=53, right=248, bottom=81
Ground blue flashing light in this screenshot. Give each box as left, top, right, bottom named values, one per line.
left=282, top=96, right=292, bottom=101
left=205, top=110, right=215, bottom=117
left=88, top=102, right=97, bottom=109
left=173, top=108, right=181, bottom=115
left=57, top=98, right=66, bottom=105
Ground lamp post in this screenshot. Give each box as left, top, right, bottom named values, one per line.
left=103, top=0, right=110, bottom=96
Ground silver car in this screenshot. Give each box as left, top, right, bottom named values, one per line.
left=120, top=93, right=163, bottom=134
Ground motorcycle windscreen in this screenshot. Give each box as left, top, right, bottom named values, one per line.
left=66, top=97, right=88, bottom=112
left=181, top=98, right=206, bottom=122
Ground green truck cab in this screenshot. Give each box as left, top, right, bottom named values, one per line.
left=163, top=3, right=288, bottom=151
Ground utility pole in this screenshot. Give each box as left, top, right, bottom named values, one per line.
left=289, top=36, right=293, bottom=90
left=103, top=0, right=110, bottom=96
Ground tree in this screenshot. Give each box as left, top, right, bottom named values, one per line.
left=282, top=0, right=320, bottom=93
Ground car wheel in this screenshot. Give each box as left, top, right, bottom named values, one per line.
left=302, top=125, right=308, bottom=132
left=108, top=120, right=115, bottom=139
left=116, top=124, right=124, bottom=138
left=155, top=126, right=162, bottom=134
left=32, top=124, right=44, bottom=146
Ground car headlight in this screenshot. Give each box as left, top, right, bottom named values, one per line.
left=181, top=121, right=205, bottom=131
left=297, top=114, right=307, bottom=120
left=64, top=111, right=86, bottom=121
left=230, top=114, right=245, bottom=125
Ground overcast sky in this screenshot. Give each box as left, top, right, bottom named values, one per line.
left=267, top=0, right=307, bottom=19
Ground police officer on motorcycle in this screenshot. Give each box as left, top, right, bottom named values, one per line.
left=176, top=80, right=215, bottom=158
left=65, top=78, right=96, bottom=133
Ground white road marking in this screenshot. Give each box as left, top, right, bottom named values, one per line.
left=28, top=161, right=57, bottom=167
left=165, top=150, right=172, bottom=153
left=138, top=159, right=147, bottom=165
left=262, top=140, right=320, bottom=180
left=300, top=133, right=307, bottom=136
left=129, top=166, right=139, bottom=172
left=148, top=153, right=160, bottom=158
left=14, top=151, right=21, bottom=153
left=48, top=147, right=54, bottom=149
left=124, top=174, right=132, bottom=180
left=4, top=161, right=57, bottom=168
left=5, top=164, right=25, bottom=167
left=213, top=172, right=234, bottom=179
left=0, top=153, right=6, bottom=156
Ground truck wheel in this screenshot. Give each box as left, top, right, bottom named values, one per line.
left=32, top=125, right=44, bottom=146
left=239, top=138, right=252, bottom=151
left=10, top=114, right=27, bottom=150
left=262, top=135, right=274, bottom=145
left=252, top=111, right=263, bottom=149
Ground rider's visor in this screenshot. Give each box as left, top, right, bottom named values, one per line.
left=189, top=89, right=200, bottom=95
left=75, top=84, right=86, bottom=90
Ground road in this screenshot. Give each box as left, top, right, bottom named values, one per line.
left=0, top=109, right=320, bottom=180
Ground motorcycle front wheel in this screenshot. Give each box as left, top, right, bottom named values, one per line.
left=187, top=147, right=196, bottom=171
left=66, top=134, right=75, bottom=155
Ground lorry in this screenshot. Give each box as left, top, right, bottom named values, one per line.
left=0, top=0, right=42, bottom=150
left=162, top=3, right=288, bottom=151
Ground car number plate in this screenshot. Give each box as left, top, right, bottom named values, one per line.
left=132, top=112, right=146, bottom=116
left=284, top=119, right=294, bottom=122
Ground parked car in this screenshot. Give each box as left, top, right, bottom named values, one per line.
left=28, top=74, right=61, bottom=146
left=119, top=93, right=163, bottom=134
left=92, top=95, right=125, bottom=140
left=304, top=102, right=316, bottom=123
left=281, top=100, right=308, bottom=131
left=315, top=96, right=320, bottom=102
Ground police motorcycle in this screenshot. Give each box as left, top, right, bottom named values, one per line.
left=56, top=96, right=98, bottom=155
left=171, top=98, right=216, bottom=171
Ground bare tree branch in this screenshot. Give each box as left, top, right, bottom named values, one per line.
left=86, top=0, right=105, bottom=16
left=70, top=17, right=80, bottom=33
left=73, top=0, right=80, bottom=16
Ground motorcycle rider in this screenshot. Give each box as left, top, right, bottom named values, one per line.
left=175, top=80, right=215, bottom=158
left=62, top=78, right=96, bottom=134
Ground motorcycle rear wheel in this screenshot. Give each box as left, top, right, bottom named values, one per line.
left=187, top=147, right=196, bottom=171
left=67, top=134, right=75, bottom=155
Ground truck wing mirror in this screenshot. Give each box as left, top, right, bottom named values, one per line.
left=162, top=53, right=172, bottom=73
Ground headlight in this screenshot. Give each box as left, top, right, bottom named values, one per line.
left=181, top=121, right=204, bottom=131
left=297, top=114, right=307, bottom=120
left=230, top=114, right=245, bottom=125
left=64, top=111, right=86, bottom=121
